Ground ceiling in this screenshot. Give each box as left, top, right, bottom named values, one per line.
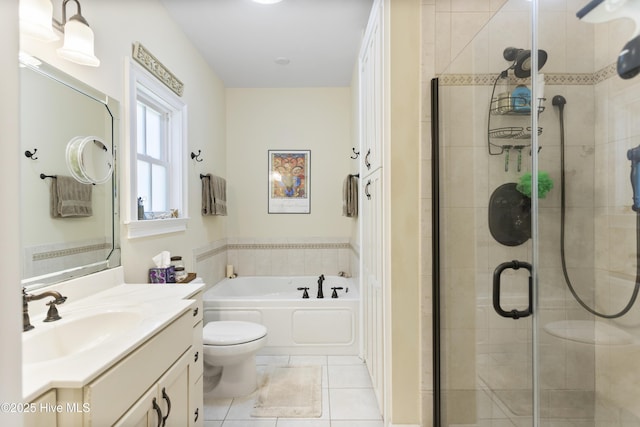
left=159, top=0, right=373, bottom=88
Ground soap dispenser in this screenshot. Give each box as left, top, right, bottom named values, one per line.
left=511, top=85, right=531, bottom=113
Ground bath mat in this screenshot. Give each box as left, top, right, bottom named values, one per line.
left=251, top=365, right=322, bottom=418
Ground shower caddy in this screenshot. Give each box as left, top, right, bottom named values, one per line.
left=487, top=74, right=545, bottom=172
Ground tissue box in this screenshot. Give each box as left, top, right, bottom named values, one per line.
left=149, top=266, right=176, bottom=283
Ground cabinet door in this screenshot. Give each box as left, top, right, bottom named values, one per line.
left=24, top=390, right=57, bottom=427
left=361, top=168, right=384, bottom=410
left=359, top=0, right=383, bottom=175
left=112, top=386, right=157, bottom=427
left=158, top=350, right=190, bottom=427
left=114, top=351, right=190, bottom=427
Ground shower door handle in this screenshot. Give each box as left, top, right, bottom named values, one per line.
left=492, top=260, right=532, bottom=319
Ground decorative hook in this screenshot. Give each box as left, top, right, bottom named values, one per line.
left=350, top=148, right=360, bottom=159
left=25, top=149, right=38, bottom=160
left=191, top=150, right=203, bottom=162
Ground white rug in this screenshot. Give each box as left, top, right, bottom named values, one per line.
left=251, top=365, right=322, bottom=418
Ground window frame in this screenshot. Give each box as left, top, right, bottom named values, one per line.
left=125, top=59, right=188, bottom=238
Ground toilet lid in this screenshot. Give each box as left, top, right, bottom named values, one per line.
left=203, top=321, right=267, bottom=345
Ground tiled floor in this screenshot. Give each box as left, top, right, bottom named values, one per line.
left=203, top=355, right=384, bottom=427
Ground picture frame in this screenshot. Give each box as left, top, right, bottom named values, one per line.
left=268, top=149, right=310, bottom=214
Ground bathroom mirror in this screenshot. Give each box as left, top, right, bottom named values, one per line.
left=19, top=54, right=120, bottom=290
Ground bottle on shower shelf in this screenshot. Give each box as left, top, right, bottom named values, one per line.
left=511, top=84, right=531, bottom=113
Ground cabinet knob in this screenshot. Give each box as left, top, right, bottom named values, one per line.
left=193, top=307, right=199, bottom=317
left=194, top=351, right=199, bottom=362
left=194, top=408, right=199, bottom=422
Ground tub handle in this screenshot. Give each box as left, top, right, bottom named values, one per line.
left=331, top=287, right=344, bottom=298
left=297, top=287, right=309, bottom=299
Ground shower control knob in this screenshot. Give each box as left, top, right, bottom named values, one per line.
left=297, top=287, right=309, bottom=299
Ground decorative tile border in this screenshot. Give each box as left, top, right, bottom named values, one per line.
left=438, top=62, right=617, bottom=86
left=194, top=241, right=356, bottom=261
left=195, top=245, right=228, bottom=263
left=32, top=243, right=111, bottom=261
left=229, top=242, right=351, bottom=251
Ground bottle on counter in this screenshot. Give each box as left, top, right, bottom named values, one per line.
left=171, top=256, right=187, bottom=282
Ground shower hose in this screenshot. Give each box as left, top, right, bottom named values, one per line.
left=554, top=94, right=640, bottom=319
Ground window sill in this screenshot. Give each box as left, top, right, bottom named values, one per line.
left=125, top=218, right=188, bottom=239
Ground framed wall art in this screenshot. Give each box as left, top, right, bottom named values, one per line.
left=268, top=149, right=310, bottom=214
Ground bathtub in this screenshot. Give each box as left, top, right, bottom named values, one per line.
left=202, top=276, right=359, bottom=355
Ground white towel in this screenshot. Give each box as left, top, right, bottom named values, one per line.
left=50, top=175, right=93, bottom=218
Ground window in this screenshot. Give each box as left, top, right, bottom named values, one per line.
left=126, top=60, right=188, bottom=238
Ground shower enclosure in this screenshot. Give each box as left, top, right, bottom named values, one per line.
left=433, top=0, right=640, bottom=425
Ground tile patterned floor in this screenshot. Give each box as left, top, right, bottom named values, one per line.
left=203, top=355, right=384, bottom=427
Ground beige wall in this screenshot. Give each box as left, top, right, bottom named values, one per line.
left=1, top=2, right=23, bottom=426
left=388, top=0, right=422, bottom=424
left=21, top=0, right=228, bottom=283
left=226, top=88, right=354, bottom=239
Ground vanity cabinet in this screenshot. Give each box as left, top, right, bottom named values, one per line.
left=189, top=291, right=204, bottom=427
left=48, top=291, right=204, bottom=427
left=114, top=290, right=204, bottom=427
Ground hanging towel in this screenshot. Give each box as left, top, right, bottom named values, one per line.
left=201, top=174, right=214, bottom=215
left=50, top=175, right=93, bottom=218
left=211, top=175, right=227, bottom=216
left=342, top=174, right=358, bottom=217
left=201, top=174, right=227, bottom=216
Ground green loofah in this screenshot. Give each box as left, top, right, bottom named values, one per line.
left=516, top=171, right=554, bottom=199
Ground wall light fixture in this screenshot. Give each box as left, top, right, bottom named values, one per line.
left=19, top=0, right=100, bottom=67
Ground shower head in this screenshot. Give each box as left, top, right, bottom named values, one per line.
left=502, top=47, right=548, bottom=78
left=577, top=0, right=640, bottom=79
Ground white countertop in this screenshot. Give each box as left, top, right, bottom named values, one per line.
left=22, top=282, right=204, bottom=401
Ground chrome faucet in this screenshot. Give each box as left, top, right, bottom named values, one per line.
left=317, top=274, right=325, bottom=299
left=23, top=288, right=67, bottom=332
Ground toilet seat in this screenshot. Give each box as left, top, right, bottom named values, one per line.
left=203, top=321, right=267, bottom=345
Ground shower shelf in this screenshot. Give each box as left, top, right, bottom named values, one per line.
left=490, top=96, right=546, bottom=115
left=488, top=93, right=546, bottom=155
left=489, top=126, right=543, bottom=139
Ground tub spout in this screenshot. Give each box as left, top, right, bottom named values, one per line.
left=317, top=274, right=325, bottom=298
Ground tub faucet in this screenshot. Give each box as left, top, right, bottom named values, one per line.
left=23, top=288, right=67, bottom=332
left=317, top=274, right=325, bottom=299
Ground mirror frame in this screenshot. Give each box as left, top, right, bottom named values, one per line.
left=20, top=54, right=121, bottom=290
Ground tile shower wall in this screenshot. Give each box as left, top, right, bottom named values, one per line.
left=193, top=237, right=359, bottom=288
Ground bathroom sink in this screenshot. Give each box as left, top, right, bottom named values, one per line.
left=23, top=310, right=143, bottom=364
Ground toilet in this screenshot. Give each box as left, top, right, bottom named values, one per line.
left=202, top=320, right=268, bottom=398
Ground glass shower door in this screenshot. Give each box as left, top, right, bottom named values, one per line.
left=435, top=0, right=640, bottom=426
left=434, top=1, right=536, bottom=424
